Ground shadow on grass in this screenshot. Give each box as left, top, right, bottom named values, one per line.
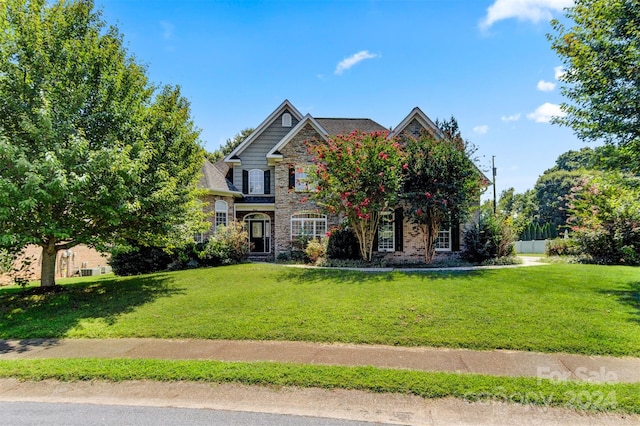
left=278, top=266, right=487, bottom=285
left=0, top=274, right=184, bottom=339
left=603, top=281, right=640, bottom=324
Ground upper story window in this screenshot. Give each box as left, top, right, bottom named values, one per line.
left=214, top=200, right=228, bottom=229
left=295, top=166, right=309, bottom=192
left=243, top=169, right=271, bottom=195
left=282, top=112, right=292, bottom=127
left=289, top=165, right=315, bottom=192
left=249, top=169, right=264, bottom=194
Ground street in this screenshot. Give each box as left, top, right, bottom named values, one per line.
left=1, top=401, right=382, bottom=426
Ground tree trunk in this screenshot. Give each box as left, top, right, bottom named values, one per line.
left=422, top=222, right=439, bottom=264
left=40, top=240, right=57, bottom=287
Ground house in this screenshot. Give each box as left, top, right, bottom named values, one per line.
left=199, top=99, right=480, bottom=262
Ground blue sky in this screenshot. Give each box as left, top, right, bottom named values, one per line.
left=99, top=0, right=583, bottom=197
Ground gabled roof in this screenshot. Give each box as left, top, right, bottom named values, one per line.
left=315, top=118, right=387, bottom=135
left=224, top=99, right=303, bottom=163
left=390, top=106, right=444, bottom=139
left=266, top=114, right=328, bottom=165
left=198, top=159, right=242, bottom=197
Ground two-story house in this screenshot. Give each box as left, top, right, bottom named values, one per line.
left=199, top=99, right=477, bottom=262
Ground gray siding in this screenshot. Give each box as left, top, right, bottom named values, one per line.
left=233, top=109, right=299, bottom=195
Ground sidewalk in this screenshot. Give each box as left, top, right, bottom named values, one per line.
left=2, top=338, right=639, bottom=383
left=1, top=338, right=640, bottom=425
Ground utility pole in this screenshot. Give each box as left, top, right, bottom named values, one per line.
left=492, top=155, right=497, bottom=214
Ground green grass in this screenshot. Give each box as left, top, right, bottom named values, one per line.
left=1, top=263, right=639, bottom=356
left=0, top=358, right=637, bottom=414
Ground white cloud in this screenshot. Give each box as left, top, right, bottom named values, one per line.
left=537, top=80, right=556, bottom=91
left=160, top=20, right=175, bottom=40
left=554, top=65, right=566, bottom=80
left=335, top=50, right=379, bottom=75
left=479, top=0, right=573, bottom=30
left=527, top=102, right=566, bottom=123
left=501, top=113, right=521, bottom=122
left=473, top=125, right=489, bottom=135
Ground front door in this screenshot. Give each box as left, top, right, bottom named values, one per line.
left=248, top=219, right=270, bottom=253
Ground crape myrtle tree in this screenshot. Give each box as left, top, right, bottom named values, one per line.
left=549, top=0, right=640, bottom=161
left=307, top=131, right=403, bottom=262
left=401, top=119, right=485, bottom=263
left=0, top=0, right=205, bottom=288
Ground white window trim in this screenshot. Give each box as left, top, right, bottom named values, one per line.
left=435, top=228, right=452, bottom=252
left=282, top=112, right=292, bottom=127
left=291, top=213, right=327, bottom=240
left=249, top=169, right=264, bottom=195
left=377, top=211, right=395, bottom=252
left=214, top=200, right=228, bottom=230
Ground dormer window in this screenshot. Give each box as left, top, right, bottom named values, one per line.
left=282, top=112, right=292, bottom=127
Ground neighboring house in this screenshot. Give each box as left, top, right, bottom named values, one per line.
left=1, top=245, right=110, bottom=284
left=199, top=99, right=481, bottom=262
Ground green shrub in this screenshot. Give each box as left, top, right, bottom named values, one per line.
left=110, top=243, right=173, bottom=276
left=573, top=227, right=640, bottom=265
left=167, top=242, right=211, bottom=270
left=462, top=212, right=515, bottom=264
left=546, top=238, right=579, bottom=256
left=326, top=228, right=361, bottom=260
left=201, top=222, right=249, bottom=265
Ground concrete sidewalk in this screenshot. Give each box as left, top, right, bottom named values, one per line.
left=2, top=338, right=639, bottom=383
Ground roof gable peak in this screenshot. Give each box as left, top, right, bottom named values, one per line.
left=224, top=99, right=303, bottom=162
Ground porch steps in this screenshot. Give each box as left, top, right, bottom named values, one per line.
left=247, top=253, right=275, bottom=263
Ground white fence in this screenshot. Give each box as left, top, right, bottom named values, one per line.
left=514, top=240, right=547, bottom=254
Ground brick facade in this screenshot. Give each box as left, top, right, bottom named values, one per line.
left=200, top=193, right=235, bottom=239
left=274, top=123, right=340, bottom=256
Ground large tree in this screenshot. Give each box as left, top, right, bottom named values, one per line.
left=401, top=120, right=484, bottom=262
left=0, top=0, right=205, bottom=288
left=549, top=0, right=640, bottom=149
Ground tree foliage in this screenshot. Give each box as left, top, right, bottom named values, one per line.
left=534, top=169, right=585, bottom=229
left=0, top=0, right=205, bottom=287
left=567, top=173, right=640, bottom=265
left=549, top=0, right=640, bottom=148
left=401, top=123, right=484, bottom=262
left=308, top=131, right=403, bottom=262
left=205, top=128, right=254, bottom=163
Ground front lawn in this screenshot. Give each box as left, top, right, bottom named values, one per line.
left=1, top=263, right=639, bottom=356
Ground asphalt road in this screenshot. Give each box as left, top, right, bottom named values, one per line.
left=1, top=401, right=384, bottom=426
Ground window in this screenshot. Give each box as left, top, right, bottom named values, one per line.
left=194, top=233, right=204, bottom=244
left=377, top=211, right=395, bottom=252
left=249, top=169, right=264, bottom=194
left=282, top=112, right=292, bottom=127
left=435, top=228, right=451, bottom=251
left=291, top=213, right=327, bottom=240
left=294, top=166, right=309, bottom=192
left=214, top=200, right=228, bottom=229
